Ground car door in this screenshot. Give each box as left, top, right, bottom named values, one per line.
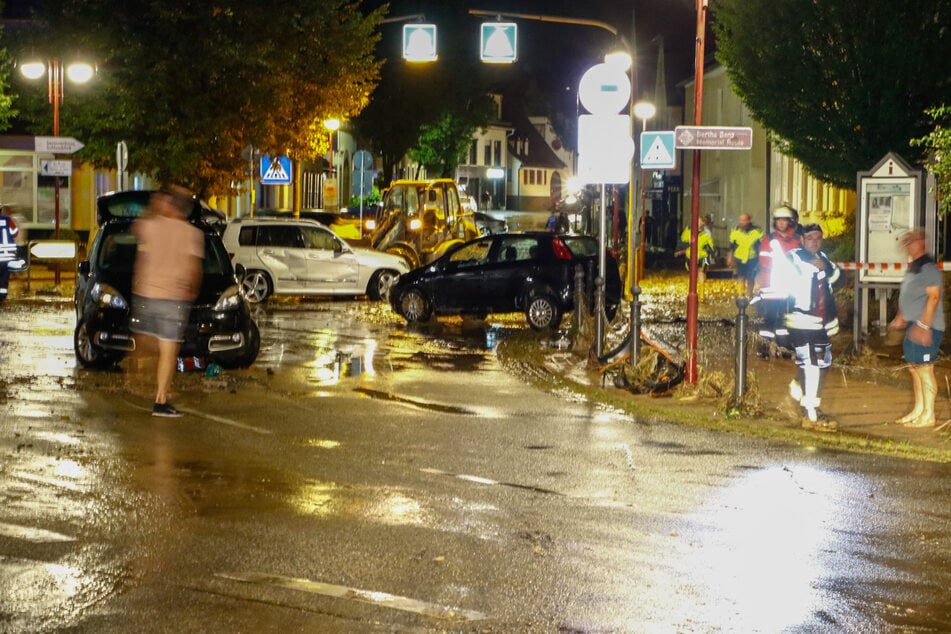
left=430, top=237, right=494, bottom=313
left=481, top=236, right=541, bottom=312
left=298, top=225, right=359, bottom=293
left=257, top=225, right=306, bottom=289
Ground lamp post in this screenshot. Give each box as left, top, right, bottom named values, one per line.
left=633, top=100, right=655, bottom=283
left=323, top=118, right=340, bottom=210
left=20, top=57, right=94, bottom=284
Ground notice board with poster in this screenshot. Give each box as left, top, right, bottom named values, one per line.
left=856, top=153, right=925, bottom=283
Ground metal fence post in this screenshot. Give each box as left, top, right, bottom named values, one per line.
left=734, top=296, right=749, bottom=407
left=629, top=284, right=641, bottom=362
left=574, top=264, right=585, bottom=328
left=594, top=276, right=605, bottom=358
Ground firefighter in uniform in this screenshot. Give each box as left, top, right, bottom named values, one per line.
left=675, top=214, right=716, bottom=284
left=729, top=212, right=764, bottom=296
left=0, top=206, right=21, bottom=304
left=755, top=204, right=801, bottom=357
left=784, top=224, right=841, bottom=432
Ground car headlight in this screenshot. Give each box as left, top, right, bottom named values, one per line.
left=408, top=218, right=422, bottom=231
left=214, top=284, right=244, bottom=311
left=90, top=282, right=128, bottom=310
left=365, top=219, right=376, bottom=230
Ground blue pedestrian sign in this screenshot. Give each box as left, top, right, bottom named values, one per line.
left=640, top=131, right=676, bottom=169
left=260, top=154, right=292, bottom=185
left=403, top=24, right=437, bottom=62
left=480, top=23, right=517, bottom=63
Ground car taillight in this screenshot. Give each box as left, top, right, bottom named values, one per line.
left=552, top=238, right=573, bottom=260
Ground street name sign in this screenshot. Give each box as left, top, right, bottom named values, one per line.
left=674, top=126, right=753, bottom=150
left=35, top=136, right=84, bottom=154
left=40, top=159, right=73, bottom=177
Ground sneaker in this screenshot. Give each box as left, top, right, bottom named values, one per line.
left=152, top=402, right=183, bottom=418
left=801, top=409, right=838, bottom=432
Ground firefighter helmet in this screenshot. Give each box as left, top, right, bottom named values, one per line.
left=772, top=204, right=798, bottom=224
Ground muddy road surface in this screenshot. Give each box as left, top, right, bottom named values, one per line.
left=1, top=300, right=949, bottom=632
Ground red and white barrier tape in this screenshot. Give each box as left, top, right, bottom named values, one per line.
left=835, top=262, right=951, bottom=271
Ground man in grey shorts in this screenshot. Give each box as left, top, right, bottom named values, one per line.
left=130, top=186, right=204, bottom=417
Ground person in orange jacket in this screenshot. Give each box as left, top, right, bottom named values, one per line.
left=755, top=204, right=801, bottom=358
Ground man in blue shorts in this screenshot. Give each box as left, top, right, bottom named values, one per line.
left=888, top=228, right=945, bottom=428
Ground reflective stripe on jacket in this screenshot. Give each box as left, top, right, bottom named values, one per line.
left=729, top=225, right=764, bottom=264
left=784, top=248, right=840, bottom=335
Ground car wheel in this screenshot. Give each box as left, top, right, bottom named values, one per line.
left=368, top=269, right=398, bottom=301
left=241, top=270, right=272, bottom=303
left=398, top=289, right=432, bottom=323
left=525, top=295, right=561, bottom=331
left=74, top=320, right=120, bottom=369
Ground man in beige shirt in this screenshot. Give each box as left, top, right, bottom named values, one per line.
left=130, top=186, right=204, bottom=417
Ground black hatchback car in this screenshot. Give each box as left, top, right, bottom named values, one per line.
left=390, top=232, right=621, bottom=330
left=74, top=190, right=260, bottom=369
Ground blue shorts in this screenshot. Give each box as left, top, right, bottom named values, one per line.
left=130, top=294, right=192, bottom=343
left=904, top=329, right=944, bottom=365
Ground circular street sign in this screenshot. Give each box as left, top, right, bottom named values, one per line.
left=578, top=62, right=631, bottom=116
left=354, top=150, right=374, bottom=171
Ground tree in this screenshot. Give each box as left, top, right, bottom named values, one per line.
left=913, top=106, right=951, bottom=217
left=408, top=96, right=496, bottom=179
left=713, top=0, right=951, bottom=188
left=10, top=0, right=384, bottom=195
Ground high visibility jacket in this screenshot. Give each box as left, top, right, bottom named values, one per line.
left=0, top=214, right=18, bottom=263
left=784, top=247, right=841, bottom=335
left=679, top=225, right=715, bottom=263
left=757, top=228, right=800, bottom=299
left=729, top=224, right=764, bottom=264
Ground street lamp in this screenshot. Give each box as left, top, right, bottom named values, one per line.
left=323, top=118, right=340, bottom=178
left=633, top=100, right=656, bottom=283
left=20, top=57, right=94, bottom=284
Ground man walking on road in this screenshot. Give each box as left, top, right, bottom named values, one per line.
left=784, top=224, right=841, bottom=432
left=130, top=186, right=204, bottom=417
left=755, top=204, right=801, bottom=358
left=0, top=205, right=21, bottom=304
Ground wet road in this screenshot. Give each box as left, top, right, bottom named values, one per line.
left=1, top=300, right=950, bottom=632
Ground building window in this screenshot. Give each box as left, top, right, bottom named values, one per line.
left=493, top=140, right=502, bottom=166
left=469, top=141, right=477, bottom=165
left=483, top=144, right=491, bottom=166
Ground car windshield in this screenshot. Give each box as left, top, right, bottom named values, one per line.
left=98, top=224, right=232, bottom=277
left=561, top=236, right=599, bottom=257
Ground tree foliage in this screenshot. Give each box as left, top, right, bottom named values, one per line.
left=9, top=0, right=383, bottom=195
left=408, top=96, right=496, bottom=179
left=713, top=0, right=951, bottom=188
left=912, top=105, right=951, bottom=217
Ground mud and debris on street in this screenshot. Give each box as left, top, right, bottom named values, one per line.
left=1, top=269, right=950, bottom=632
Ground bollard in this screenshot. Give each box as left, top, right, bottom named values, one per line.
left=574, top=264, right=585, bottom=329
left=629, top=285, right=642, bottom=363
left=594, top=276, right=605, bottom=358
left=734, top=297, right=750, bottom=408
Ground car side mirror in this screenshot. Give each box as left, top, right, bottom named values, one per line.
left=234, top=263, right=246, bottom=282
left=78, top=261, right=90, bottom=277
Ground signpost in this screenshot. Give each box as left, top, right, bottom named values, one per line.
left=35, top=136, right=84, bottom=154
left=40, top=160, right=72, bottom=177
left=674, top=125, right=753, bottom=150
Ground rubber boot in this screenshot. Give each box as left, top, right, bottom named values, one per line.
left=905, top=365, right=937, bottom=427
left=896, top=366, right=923, bottom=424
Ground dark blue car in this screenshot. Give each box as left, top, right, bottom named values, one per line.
left=390, top=232, right=621, bottom=330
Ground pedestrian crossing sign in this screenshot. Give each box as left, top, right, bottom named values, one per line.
left=480, top=23, right=517, bottom=63
left=640, top=131, right=676, bottom=169
left=261, top=154, right=292, bottom=185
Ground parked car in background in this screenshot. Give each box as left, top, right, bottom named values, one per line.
left=390, top=232, right=621, bottom=330
left=74, top=190, right=260, bottom=369
left=370, top=179, right=480, bottom=269
left=222, top=217, right=409, bottom=303
left=472, top=211, right=508, bottom=236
